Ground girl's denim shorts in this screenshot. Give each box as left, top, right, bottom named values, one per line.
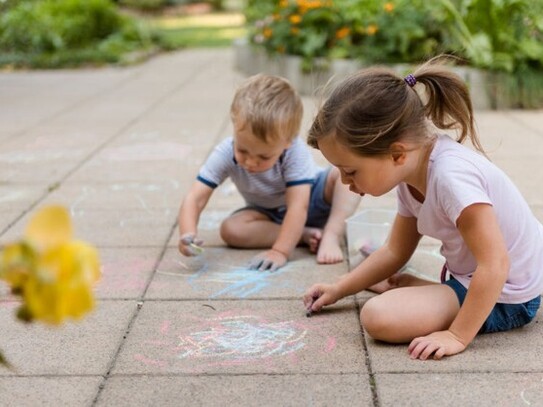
left=444, top=276, right=541, bottom=334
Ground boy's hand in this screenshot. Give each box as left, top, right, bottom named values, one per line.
left=179, top=233, right=204, bottom=257
left=303, top=284, right=341, bottom=314
left=248, top=249, right=287, bottom=271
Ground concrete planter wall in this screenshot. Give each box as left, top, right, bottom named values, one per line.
left=234, top=39, right=503, bottom=110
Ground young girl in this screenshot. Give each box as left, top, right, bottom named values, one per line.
left=303, top=58, right=543, bottom=360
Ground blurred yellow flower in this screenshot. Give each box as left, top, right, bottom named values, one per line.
left=0, top=205, right=100, bottom=326
left=289, top=14, right=302, bottom=24
left=263, top=28, right=273, bottom=38
left=384, top=3, right=394, bottom=12
left=367, top=24, right=378, bottom=35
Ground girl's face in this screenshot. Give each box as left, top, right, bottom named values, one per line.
left=233, top=120, right=290, bottom=173
left=317, top=136, right=403, bottom=197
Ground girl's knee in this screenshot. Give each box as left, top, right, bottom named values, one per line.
left=360, top=297, right=396, bottom=341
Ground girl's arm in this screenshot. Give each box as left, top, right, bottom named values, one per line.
left=305, top=213, right=421, bottom=310
left=408, top=203, right=509, bottom=359
left=178, top=181, right=214, bottom=256
left=249, top=184, right=310, bottom=271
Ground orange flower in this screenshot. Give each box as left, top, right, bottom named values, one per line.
left=335, top=27, right=350, bottom=40
left=263, top=28, right=273, bottom=38
left=367, top=24, right=378, bottom=35
left=280, top=0, right=288, bottom=7
left=384, top=2, right=394, bottom=12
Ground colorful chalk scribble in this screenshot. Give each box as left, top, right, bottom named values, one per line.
left=157, top=256, right=304, bottom=298
left=176, top=314, right=306, bottom=359
left=134, top=311, right=335, bottom=370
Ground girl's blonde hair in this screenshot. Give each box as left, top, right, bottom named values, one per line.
left=231, top=73, right=303, bottom=144
left=308, top=56, right=484, bottom=155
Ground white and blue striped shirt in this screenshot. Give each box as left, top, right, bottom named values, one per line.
left=197, top=136, right=322, bottom=209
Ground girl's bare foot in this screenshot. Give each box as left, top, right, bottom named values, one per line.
left=367, top=272, right=432, bottom=293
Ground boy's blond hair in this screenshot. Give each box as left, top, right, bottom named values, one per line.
left=230, top=73, right=303, bottom=144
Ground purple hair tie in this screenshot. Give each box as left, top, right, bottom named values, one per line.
left=404, top=74, right=417, bottom=87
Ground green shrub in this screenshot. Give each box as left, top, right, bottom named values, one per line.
left=118, top=0, right=168, bottom=11
left=0, top=0, right=158, bottom=67
left=247, top=0, right=543, bottom=74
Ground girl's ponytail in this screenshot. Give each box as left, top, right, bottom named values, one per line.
left=413, top=57, right=485, bottom=154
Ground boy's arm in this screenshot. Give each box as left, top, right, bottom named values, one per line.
left=178, top=181, right=214, bottom=256
left=408, top=203, right=509, bottom=360
left=273, top=184, right=310, bottom=255
left=248, top=184, right=310, bottom=270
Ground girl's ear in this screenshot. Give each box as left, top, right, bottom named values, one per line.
left=390, top=142, right=408, bottom=165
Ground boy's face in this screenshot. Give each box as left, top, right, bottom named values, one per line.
left=233, top=121, right=291, bottom=173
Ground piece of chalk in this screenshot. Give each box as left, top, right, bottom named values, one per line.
left=305, top=294, right=319, bottom=318
left=189, top=242, right=204, bottom=254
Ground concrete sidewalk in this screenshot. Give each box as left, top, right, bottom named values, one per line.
left=1, top=48, right=543, bottom=406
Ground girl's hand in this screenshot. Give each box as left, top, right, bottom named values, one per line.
left=248, top=249, right=287, bottom=271
left=303, top=284, right=341, bottom=314
left=178, top=233, right=204, bottom=257
left=408, top=330, right=467, bottom=360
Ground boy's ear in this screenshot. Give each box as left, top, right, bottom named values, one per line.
left=389, top=142, right=408, bottom=165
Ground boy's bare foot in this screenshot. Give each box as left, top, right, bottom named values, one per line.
left=316, top=232, right=344, bottom=264
left=301, top=227, right=322, bottom=253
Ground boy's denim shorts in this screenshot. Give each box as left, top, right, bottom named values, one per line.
left=236, top=168, right=332, bottom=229
left=444, top=276, right=541, bottom=334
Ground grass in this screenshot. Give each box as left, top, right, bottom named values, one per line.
left=150, top=12, right=247, bottom=49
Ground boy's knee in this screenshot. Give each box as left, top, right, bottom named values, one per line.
left=220, top=218, right=240, bottom=245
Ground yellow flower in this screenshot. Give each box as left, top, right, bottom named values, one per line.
left=367, top=24, right=378, bottom=35
left=384, top=2, right=394, bottom=12
left=263, top=28, right=273, bottom=38
left=289, top=14, right=302, bottom=24
left=280, top=0, right=288, bottom=7
left=0, top=205, right=100, bottom=325
left=335, top=27, right=350, bottom=40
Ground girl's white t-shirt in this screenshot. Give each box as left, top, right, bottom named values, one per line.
left=397, top=134, right=543, bottom=303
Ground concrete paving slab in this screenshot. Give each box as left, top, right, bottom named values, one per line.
left=365, top=307, right=543, bottom=373
left=96, top=247, right=164, bottom=299
left=97, top=374, right=373, bottom=407
left=0, top=159, right=80, bottom=185
left=0, top=207, right=176, bottom=248
left=0, top=185, right=46, bottom=211
left=0, top=211, right=26, bottom=236
left=0, top=300, right=135, bottom=375
left=112, top=299, right=366, bottom=375
left=376, top=372, right=543, bottom=407
left=43, top=181, right=183, bottom=212
left=0, top=376, right=102, bottom=407
left=0, top=68, right=133, bottom=138
left=147, top=247, right=346, bottom=300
